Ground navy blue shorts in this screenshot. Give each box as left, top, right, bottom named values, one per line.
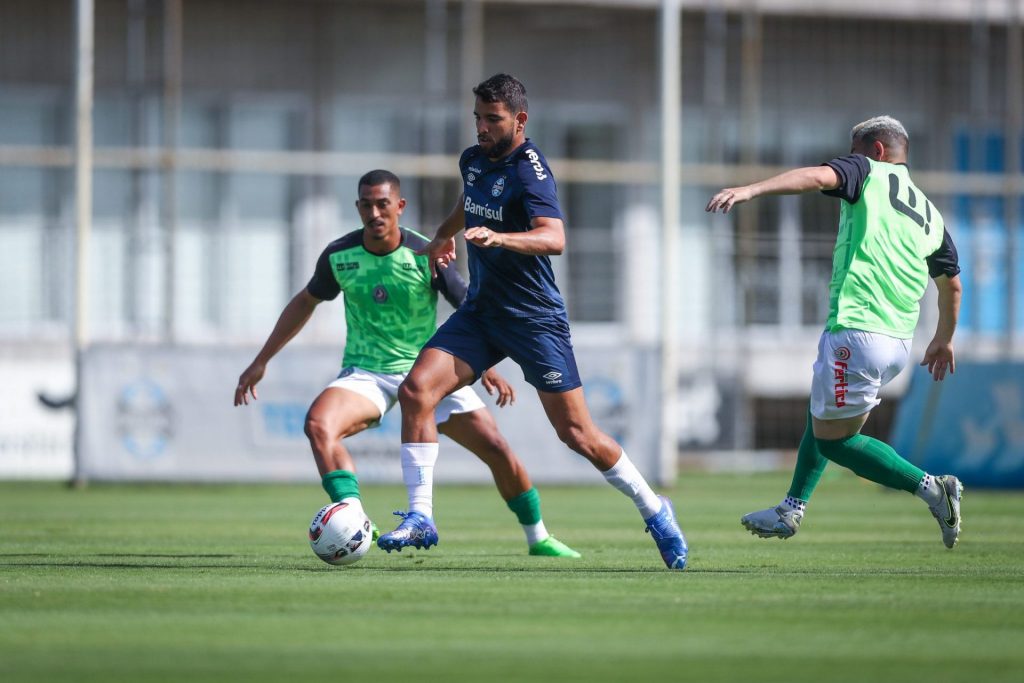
left=424, top=308, right=582, bottom=393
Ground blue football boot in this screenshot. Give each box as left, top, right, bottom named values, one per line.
left=376, top=510, right=439, bottom=552
left=644, top=496, right=688, bottom=570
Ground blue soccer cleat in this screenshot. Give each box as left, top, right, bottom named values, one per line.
left=376, top=510, right=439, bottom=552
left=644, top=495, right=688, bottom=571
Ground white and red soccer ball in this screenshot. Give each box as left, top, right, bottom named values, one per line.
left=308, top=502, right=373, bottom=566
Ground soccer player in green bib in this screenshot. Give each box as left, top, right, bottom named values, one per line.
left=234, top=169, right=579, bottom=558
left=706, top=116, right=965, bottom=549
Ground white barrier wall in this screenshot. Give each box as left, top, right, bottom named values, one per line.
left=0, top=349, right=75, bottom=479
left=77, top=344, right=661, bottom=484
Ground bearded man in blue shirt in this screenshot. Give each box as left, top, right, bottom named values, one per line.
left=377, top=74, right=688, bottom=572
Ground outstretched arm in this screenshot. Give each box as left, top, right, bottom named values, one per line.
left=234, top=289, right=321, bottom=405
left=706, top=165, right=841, bottom=213
left=419, top=194, right=467, bottom=277
left=920, top=274, right=962, bottom=381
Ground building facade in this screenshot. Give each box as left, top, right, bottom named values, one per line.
left=1, top=0, right=1021, bottom=477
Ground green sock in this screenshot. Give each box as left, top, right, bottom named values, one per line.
left=815, top=433, right=925, bottom=493
left=506, top=487, right=543, bottom=526
left=321, top=470, right=360, bottom=503
left=787, top=410, right=829, bottom=502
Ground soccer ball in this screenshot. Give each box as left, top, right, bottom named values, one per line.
left=308, top=502, right=373, bottom=566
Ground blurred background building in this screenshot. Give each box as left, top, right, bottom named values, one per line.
left=1, top=0, right=1021, bottom=481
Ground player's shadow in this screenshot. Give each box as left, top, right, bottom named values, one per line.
left=0, top=552, right=243, bottom=571
left=292, top=565, right=678, bottom=574
left=1, top=552, right=762, bottom=574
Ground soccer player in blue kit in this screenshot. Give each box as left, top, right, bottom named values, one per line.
left=379, top=74, right=689, bottom=571
left=236, top=170, right=579, bottom=559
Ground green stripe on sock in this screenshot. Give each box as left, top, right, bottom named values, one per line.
left=816, top=433, right=924, bottom=493
left=506, top=487, right=542, bottom=526
left=322, top=470, right=360, bottom=503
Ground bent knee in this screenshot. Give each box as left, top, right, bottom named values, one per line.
left=304, top=413, right=334, bottom=442
left=398, top=376, right=444, bottom=412
left=397, top=380, right=425, bottom=409
left=554, top=424, right=592, bottom=454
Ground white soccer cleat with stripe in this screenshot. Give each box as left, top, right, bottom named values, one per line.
left=741, top=506, right=802, bottom=539
left=927, top=475, right=963, bottom=549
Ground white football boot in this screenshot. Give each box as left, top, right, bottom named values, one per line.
left=927, top=475, right=963, bottom=549
left=741, top=505, right=803, bottom=539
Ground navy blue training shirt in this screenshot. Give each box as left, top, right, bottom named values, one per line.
left=459, top=139, right=567, bottom=317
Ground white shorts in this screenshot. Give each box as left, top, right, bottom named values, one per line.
left=809, top=329, right=910, bottom=420
left=325, top=366, right=485, bottom=427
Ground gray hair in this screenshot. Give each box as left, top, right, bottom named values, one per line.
left=851, top=115, right=909, bottom=154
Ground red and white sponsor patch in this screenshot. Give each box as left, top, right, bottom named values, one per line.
left=833, top=361, right=848, bottom=407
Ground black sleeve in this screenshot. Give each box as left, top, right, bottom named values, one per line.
left=821, top=154, right=872, bottom=204
left=305, top=248, right=341, bottom=301
left=432, top=265, right=468, bottom=308
left=926, top=228, right=961, bottom=279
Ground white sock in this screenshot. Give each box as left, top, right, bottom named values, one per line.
left=601, top=451, right=663, bottom=519
left=340, top=496, right=363, bottom=512
left=915, top=473, right=943, bottom=506
left=779, top=496, right=806, bottom=513
left=523, top=521, right=549, bottom=547
left=401, top=442, right=438, bottom=517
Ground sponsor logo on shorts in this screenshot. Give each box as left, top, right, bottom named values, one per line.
left=525, top=149, right=548, bottom=180
left=542, top=371, right=563, bottom=385
left=833, top=361, right=848, bottom=407
left=491, top=176, right=506, bottom=197
left=834, top=346, right=851, bottom=361
left=373, top=285, right=388, bottom=303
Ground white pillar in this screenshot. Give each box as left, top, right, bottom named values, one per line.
left=73, top=0, right=94, bottom=350
left=162, top=0, right=182, bottom=341
left=659, top=0, right=681, bottom=486
left=72, top=0, right=94, bottom=486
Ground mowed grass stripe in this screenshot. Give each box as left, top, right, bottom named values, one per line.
left=1, top=471, right=1022, bottom=682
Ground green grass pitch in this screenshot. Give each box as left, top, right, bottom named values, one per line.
left=2, top=470, right=1022, bottom=682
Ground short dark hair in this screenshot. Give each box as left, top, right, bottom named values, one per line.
left=473, top=73, right=528, bottom=114
left=358, top=169, right=400, bottom=191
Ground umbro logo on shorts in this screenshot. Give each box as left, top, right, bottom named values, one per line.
left=542, top=371, right=563, bottom=384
